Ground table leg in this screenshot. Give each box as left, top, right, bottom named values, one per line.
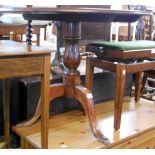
left=40, top=55, right=50, bottom=148
left=62, top=21, right=110, bottom=144
left=3, top=79, right=10, bottom=148
left=75, top=85, right=110, bottom=144
left=17, top=21, right=110, bottom=146
left=17, top=82, right=110, bottom=144
left=114, top=64, right=126, bottom=130
left=16, top=83, right=65, bottom=127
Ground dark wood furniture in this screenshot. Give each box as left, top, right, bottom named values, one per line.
left=85, top=40, right=155, bottom=130
left=0, top=40, right=51, bottom=148
left=0, top=6, right=149, bottom=148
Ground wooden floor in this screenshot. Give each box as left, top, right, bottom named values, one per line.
left=13, top=96, right=155, bottom=149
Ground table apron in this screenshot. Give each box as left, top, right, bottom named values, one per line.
left=0, top=56, right=44, bottom=78
left=91, top=58, right=155, bottom=74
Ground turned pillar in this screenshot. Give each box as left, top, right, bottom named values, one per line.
left=63, top=22, right=81, bottom=98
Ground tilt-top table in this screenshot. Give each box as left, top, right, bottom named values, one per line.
left=0, top=6, right=149, bottom=148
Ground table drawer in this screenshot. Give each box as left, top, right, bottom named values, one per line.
left=0, top=56, right=44, bottom=78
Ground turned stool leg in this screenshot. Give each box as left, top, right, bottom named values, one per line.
left=114, top=64, right=126, bottom=130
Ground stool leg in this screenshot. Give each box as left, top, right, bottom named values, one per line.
left=3, top=79, right=10, bottom=148
left=85, top=57, right=94, bottom=91
left=114, top=64, right=126, bottom=130
left=135, top=72, right=142, bottom=102
left=140, top=72, right=148, bottom=94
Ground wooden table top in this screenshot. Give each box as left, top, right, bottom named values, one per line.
left=0, top=6, right=150, bottom=22
left=0, top=40, right=51, bottom=57
left=0, top=23, right=46, bottom=27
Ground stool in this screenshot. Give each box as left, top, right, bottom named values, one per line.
left=85, top=40, right=155, bottom=130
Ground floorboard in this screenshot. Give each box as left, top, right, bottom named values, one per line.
left=13, top=96, right=155, bottom=149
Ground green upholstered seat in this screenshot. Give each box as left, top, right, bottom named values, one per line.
left=87, top=40, right=155, bottom=51
left=86, top=40, right=155, bottom=60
